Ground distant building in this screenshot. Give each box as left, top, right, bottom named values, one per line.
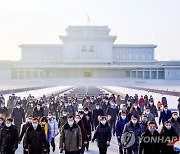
left=0, top=25, right=180, bottom=80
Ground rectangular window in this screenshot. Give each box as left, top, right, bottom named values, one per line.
left=11, top=71, right=17, bottom=79
left=33, top=71, right=38, bottom=78
left=158, top=71, right=165, bottom=79
left=84, top=72, right=91, bottom=77
left=137, top=71, right=143, bottom=78
left=89, top=45, right=94, bottom=52
left=26, top=71, right=31, bottom=79
left=151, top=71, right=157, bottom=79
left=144, top=71, right=150, bottom=79
left=132, top=71, right=136, bottom=78
left=125, top=71, right=130, bottom=78
left=19, top=71, right=24, bottom=79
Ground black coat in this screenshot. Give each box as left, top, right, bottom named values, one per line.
left=11, top=107, right=25, bottom=124
left=92, top=108, right=104, bottom=127
left=19, top=122, right=31, bottom=141
left=160, top=126, right=178, bottom=154
left=33, top=107, right=44, bottom=118
left=23, top=124, right=48, bottom=153
left=106, top=105, right=119, bottom=121
left=139, top=129, right=161, bottom=154
left=81, top=116, right=91, bottom=136
left=0, top=125, right=18, bottom=153
left=92, top=122, right=111, bottom=148
left=0, top=107, right=8, bottom=117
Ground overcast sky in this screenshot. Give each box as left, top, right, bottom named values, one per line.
left=0, top=0, right=180, bottom=61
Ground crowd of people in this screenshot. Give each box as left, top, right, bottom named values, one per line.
left=0, top=92, right=180, bottom=154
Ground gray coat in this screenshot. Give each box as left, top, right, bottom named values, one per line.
left=59, top=122, right=82, bottom=152
left=169, top=117, right=180, bottom=137
left=11, top=107, right=25, bottom=124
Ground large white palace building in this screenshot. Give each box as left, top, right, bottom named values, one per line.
left=0, top=25, right=180, bottom=80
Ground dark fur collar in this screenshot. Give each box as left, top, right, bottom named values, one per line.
left=63, top=122, right=78, bottom=130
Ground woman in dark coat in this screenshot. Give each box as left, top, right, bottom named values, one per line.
left=74, top=114, right=88, bottom=154
left=83, top=108, right=93, bottom=151
left=160, top=121, right=179, bottom=154
left=92, top=116, right=111, bottom=154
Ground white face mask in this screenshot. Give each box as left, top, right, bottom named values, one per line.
left=121, top=116, right=126, bottom=120
left=173, top=115, right=178, bottom=119
left=146, top=111, right=150, bottom=114
left=134, top=106, right=137, bottom=109
left=75, top=118, right=80, bottom=123
left=84, top=111, right=88, bottom=114
left=42, top=122, right=46, bottom=125
left=63, top=113, right=67, bottom=117
left=17, top=106, right=20, bottom=109
left=80, top=115, right=83, bottom=119
left=6, top=123, right=11, bottom=127
left=37, top=106, right=40, bottom=110
left=96, top=106, right=100, bottom=109
left=68, top=121, right=74, bottom=127
left=150, top=103, right=153, bottom=105
left=164, top=109, right=168, bottom=111
left=101, top=120, right=106, bottom=125
left=132, top=120, right=137, bottom=124
left=48, top=116, right=52, bottom=119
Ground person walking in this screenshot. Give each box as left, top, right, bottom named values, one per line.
left=106, top=99, right=119, bottom=136
left=115, top=111, right=129, bottom=154
left=48, top=112, right=58, bottom=152
left=139, top=121, right=161, bottom=154
left=74, top=114, right=88, bottom=154
left=159, top=105, right=172, bottom=125
left=33, top=104, right=44, bottom=119
left=59, top=115, right=82, bottom=154
left=92, top=116, right=111, bottom=154
left=0, top=117, right=19, bottom=154
left=11, top=102, right=25, bottom=133
left=39, top=116, right=52, bottom=153
left=92, top=103, right=104, bottom=129
left=168, top=111, right=180, bottom=137
left=23, top=117, right=48, bottom=154
left=122, top=115, right=142, bottom=154
left=160, top=121, right=178, bottom=154
left=19, top=115, right=33, bottom=143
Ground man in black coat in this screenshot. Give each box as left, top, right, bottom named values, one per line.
left=106, top=99, right=119, bottom=136
left=11, top=102, right=25, bottom=133
left=139, top=121, right=161, bottom=154
left=92, top=103, right=105, bottom=129
left=23, top=117, right=48, bottom=154
left=33, top=104, right=44, bottom=119
left=19, top=115, right=33, bottom=143
left=0, top=117, right=19, bottom=154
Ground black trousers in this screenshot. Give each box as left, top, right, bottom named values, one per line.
left=15, top=123, right=21, bottom=134
left=51, top=137, right=55, bottom=149
left=109, top=120, right=116, bottom=135
left=99, top=147, right=107, bottom=154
